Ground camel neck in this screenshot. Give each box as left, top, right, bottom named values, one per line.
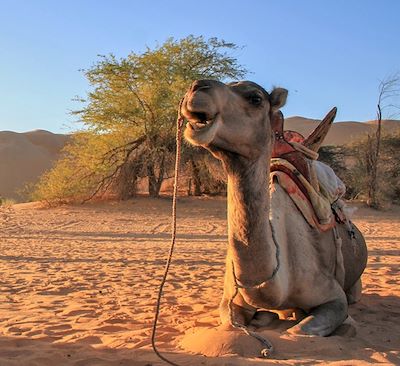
left=225, top=153, right=276, bottom=285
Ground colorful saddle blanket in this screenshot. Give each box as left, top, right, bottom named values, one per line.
left=270, top=110, right=351, bottom=234
left=270, top=158, right=335, bottom=232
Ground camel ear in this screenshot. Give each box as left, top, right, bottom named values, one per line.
left=269, top=88, right=288, bottom=111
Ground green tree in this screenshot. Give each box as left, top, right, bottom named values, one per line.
left=33, top=36, right=246, bottom=202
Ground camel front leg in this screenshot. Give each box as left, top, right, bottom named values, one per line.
left=287, top=296, right=348, bottom=336
left=219, top=293, right=256, bottom=327
left=219, top=260, right=257, bottom=327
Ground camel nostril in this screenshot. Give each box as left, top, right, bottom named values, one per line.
left=191, top=80, right=212, bottom=93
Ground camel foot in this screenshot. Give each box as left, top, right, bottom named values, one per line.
left=287, top=317, right=318, bottom=337
left=249, top=311, right=279, bottom=329
left=287, top=299, right=347, bottom=337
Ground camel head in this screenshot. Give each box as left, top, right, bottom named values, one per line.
left=182, top=80, right=288, bottom=161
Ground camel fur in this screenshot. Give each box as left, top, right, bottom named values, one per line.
left=181, top=79, right=367, bottom=337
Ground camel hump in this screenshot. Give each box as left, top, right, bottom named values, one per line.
left=303, top=107, right=337, bottom=152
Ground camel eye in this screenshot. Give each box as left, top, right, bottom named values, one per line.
left=248, top=95, right=262, bottom=106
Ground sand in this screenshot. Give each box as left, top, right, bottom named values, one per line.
left=0, top=197, right=399, bottom=365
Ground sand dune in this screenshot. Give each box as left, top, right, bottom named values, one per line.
left=285, top=117, right=400, bottom=146
left=0, top=197, right=398, bottom=365
left=0, top=130, right=68, bottom=201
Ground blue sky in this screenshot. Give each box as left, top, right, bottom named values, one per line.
left=0, top=0, right=399, bottom=133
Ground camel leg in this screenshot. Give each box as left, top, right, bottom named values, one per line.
left=250, top=308, right=305, bottom=329
left=249, top=311, right=279, bottom=328
left=287, top=297, right=348, bottom=336
left=346, top=278, right=362, bottom=304
left=219, top=296, right=256, bottom=327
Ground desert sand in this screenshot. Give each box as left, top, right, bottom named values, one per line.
left=0, top=197, right=399, bottom=366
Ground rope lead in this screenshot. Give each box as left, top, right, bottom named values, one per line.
left=151, top=100, right=184, bottom=366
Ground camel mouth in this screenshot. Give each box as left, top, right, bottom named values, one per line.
left=186, top=112, right=217, bottom=131
left=183, top=109, right=220, bottom=147
left=183, top=108, right=218, bottom=132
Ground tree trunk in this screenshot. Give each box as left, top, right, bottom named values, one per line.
left=147, top=155, right=165, bottom=198
left=190, top=157, right=202, bottom=196
left=147, top=162, right=159, bottom=197
left=155, top=155, right=166, bottom=195
left=119, top=164, right=137, bottom=200
left=118, top=158, right=144, bottom=200
left=367, top=104, right=382, bottom=209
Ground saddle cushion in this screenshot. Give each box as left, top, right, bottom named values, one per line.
left=270, top=158, right=335, bottom=231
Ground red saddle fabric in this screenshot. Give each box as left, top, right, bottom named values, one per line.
left=271, top=111, right=311, bottom=183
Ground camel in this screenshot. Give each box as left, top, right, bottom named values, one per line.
left=181, top=79, right=368, bottom=338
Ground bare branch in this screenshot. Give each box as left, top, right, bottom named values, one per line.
left=81, top=163, right=124, bottom=203
left=102, top=135, right=146, bottom=164
left=80, top=135, right=147, bottom=203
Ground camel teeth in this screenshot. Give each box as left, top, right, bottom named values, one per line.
left=187, top=119, right=213, bottom=131
left=195, top=122, right=207, bottom=129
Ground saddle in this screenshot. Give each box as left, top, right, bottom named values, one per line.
left=270, top=108, right=351, bottom=286
left=270, top=108, right=338, bottom=231
left=271, top=110, right=312, bottom=181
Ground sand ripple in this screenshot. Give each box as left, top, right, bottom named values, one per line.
left=0, top=198, right=398, bottom=365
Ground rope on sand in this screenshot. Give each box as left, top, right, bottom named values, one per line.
left=151, top=100, right=184, bottom=366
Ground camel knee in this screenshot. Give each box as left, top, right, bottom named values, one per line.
left=219, top=298, right=255, bottom=326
